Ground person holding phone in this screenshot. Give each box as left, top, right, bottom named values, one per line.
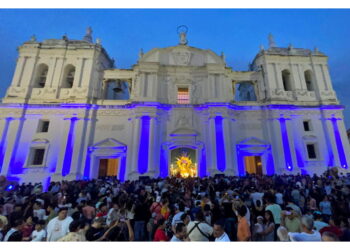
left=280, top=208, right=301, bottom=233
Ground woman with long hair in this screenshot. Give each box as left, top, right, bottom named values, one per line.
left=261, top=210, right=275, bottom=241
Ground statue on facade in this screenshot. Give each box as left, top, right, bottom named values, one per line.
left=177, top=25, right=188, bottom=45
left=83, top=26, right=93, bottom=43
left=268, top=33, right=276, bottom=48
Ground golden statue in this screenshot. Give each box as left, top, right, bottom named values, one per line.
left=170, top=151, right=197, bottom=178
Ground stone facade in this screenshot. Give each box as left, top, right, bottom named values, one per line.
left=0, top=30, right=349, bottom=186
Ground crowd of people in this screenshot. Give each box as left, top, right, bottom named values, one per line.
left=0, top=169, right=350, bottom=242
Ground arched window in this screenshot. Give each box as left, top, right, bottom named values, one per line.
left=62, top=65, right=75, bottom=88
left=35, top=64, right=48, bottom=88
left=282, top=69, right=292, bottom=91
left=304, top=70, right=314, bottom=91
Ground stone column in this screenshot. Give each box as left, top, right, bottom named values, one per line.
left=330, top=117, right=348, bottom=168
left=323, top=118, right=341, bottom=167
left=279, top=117, right=294, bottom=172
left=222, top=117, right=234, bottom=175
left=0, top=117, right=13, bottom=174
left=74, top=57, right=86, bottom=88
left=147, top=116, right=157, bottom=177
left=1, top=117, right=24, bottom=176
left=66, top=117, right=89, bottom=180
left=11, top=56, right=28, bottom=87
left=128, top=116, right=141, bottom=179
left=208, top=116, right=217, bottom=175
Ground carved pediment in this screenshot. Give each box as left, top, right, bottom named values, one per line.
left=238, top=137, right=269, bottom=146
left=90, top=138, right=126, bottom=148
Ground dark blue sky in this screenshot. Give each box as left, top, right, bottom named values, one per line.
left=1, top=9, right=350, bottom=127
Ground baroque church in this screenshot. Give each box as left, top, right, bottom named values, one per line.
left=0, top=27, right=349, bottom=187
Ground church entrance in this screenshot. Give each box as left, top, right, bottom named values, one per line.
left=98, top=158, right=119, bottom=178
left=244, top=156, right=263, bottom=175
left=170, top=147, right=197, bottom=178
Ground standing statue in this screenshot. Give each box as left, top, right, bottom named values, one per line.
left=268, top=33, right=276, bottom=48
left=177, top=25, right=188, bottom=45
left=83, top=26, right=93, bottom=43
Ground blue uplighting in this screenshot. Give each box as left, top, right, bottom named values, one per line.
left=138, top=116, right=150, bottom=174
left=331, top=117, right=348, bottom=169
left=215, top=116, right=226, bottom=172
left=279, top=117, right=293, bottom=171
left=62, top=117, right=78, bottom=176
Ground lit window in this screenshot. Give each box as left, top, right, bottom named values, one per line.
left=307, top=144, right=317, bottom=159
left=37, top=120, right=50, bottom=133
left=177, top=87, right=189, bottom=104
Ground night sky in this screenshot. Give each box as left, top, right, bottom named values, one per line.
left=1, top=9, right=350, bottom=127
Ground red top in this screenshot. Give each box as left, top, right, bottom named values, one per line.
left=153, top=228, right=169, bottom=241
left=320, top=225, right=343, bottom=238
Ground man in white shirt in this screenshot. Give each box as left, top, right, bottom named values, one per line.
left=250, top=188, right=264, bottom=207
left=288, top=216, right=321, bottom=241
left=187, top=211, right=213, bottom=241
left=31, top=220, right=47, bottom=241
left=170, top=223, right=188, bottom=241
left=213, top=220, right=230, bottom=242
left=33, top=201, right=46, bottom=220
left=46, top=207, right=73, bottom=241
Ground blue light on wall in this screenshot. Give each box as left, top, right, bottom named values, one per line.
left=215, top=116, right=226, bottom=172
left=159, top=146, right=168, bottom=178
left=119, top=155, right=127, bottom=182
left=0, top=118, right=12, bottom=172
left=200, top=147, right=207, bottom=177
left=331, top=117, right=348, bottom=168
left=83, top=149, right=91, bottom=179
left=138, top=116, right=150, bottom=174
left=62, top=117, right=78, bottom=176
left=279, top=117, right=293, bottom=171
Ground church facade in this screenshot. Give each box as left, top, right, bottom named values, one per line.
left=0, top=29, right=349, bottom=186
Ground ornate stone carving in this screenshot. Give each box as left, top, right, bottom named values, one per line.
left=172, top=48, right=192, bottom=66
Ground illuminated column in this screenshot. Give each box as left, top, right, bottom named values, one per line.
left=278, top=116, right=293, bottom=171
left=208, top=116, right=217, bottom=174
left=61, top=117, right=79, bottom=177
left=215, top=116, right=226, bottom=172
left=323, top=118, right=340, bottom=167
left=128, top=116, right=141, bottom=178
left=138, top=116, right=150, bottom=174
left=330, top=117, right=348, bottom=168
left=147, top=116, right=157, bottom=177
left=222, top=117, right=234, bottom=175
left=0, top=117, right=13, bottom=174
left=1, top=117, right=24, bottom=176
left=67, top=116, right=90, bottom=180
left=52, top=117, right=75, bottom=180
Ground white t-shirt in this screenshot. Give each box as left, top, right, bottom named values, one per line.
left=215, top=232, right=231, bottom=242
left=250, top=192, right=264, bottom=206
left=31, top=229, right=47, bottom=241
left=187, top=221, right=213, bottom=242
left=46, top=216, right=73, bottom=241
left=288, top=231, right=321, bottom=241
left=275, top=193, right=284, bottom=205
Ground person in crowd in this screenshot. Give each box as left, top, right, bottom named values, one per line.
left=260, top=210, right=275, bottom=241
left=319, top=216, right=343, bottom=239
left=170, top=223, right=188, bottom=241
left=237, top=205, right=251, bottom=241
left=213, top=219, right=230, bottom=242
left=313, top=211, right=329, bottom=232
left=322, top=231, right=339, bottom=241
left=277, top=226, right=289, bottom=241
left=319, top=195, right=332, bottom=220
left=288, top=216, right=321, bottom=241
left=280, top=208, right=301, bottom=233
left=21, top=215, right=35, bottom=240
left=58, top=220, right=85, bottom=241
left=264, top=192, right=282, bottom=228
left=31, top=219, right=47, bottom=241
left=46, top=207, right=73, bottom=241
left=3, top=218, right=24, bottom=241
left=85, top=217, right=105, bottom=241
left=153, top=218, right=168, bottom=241
left=187, top=210, right=213, bottom=241
left=33, top=201, right=46, bottom=221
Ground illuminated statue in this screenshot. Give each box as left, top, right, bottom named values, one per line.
left=170, top=151, right=197, bottom=178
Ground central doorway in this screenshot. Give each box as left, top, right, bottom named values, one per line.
left=170, top=147, right=197, bottom=178
left=98, top=158, right=119, bottom=178
left=244, top=156, right=263, bottom=175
